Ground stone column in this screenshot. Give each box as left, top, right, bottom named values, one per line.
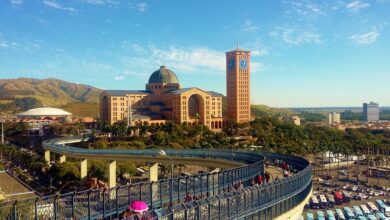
left=59, top=155, right=66, bottom=163
left=149, top=163, right=159, bottom=182
left=44, top=150, right=50, bottom=165
left=108, top=160, right=116, bottom=189
left=80, top=159, right=88, bottom=180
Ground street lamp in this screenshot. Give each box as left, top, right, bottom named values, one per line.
left=159, top=150, right=174, bottom=207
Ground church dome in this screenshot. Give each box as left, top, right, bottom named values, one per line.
left=148, top=66, right=179, bottom=84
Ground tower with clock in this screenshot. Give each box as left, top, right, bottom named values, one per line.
left=225, top=47, right=251, bottom=123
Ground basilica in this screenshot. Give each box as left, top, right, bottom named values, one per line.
left=100, top=48, right=251, bottom=130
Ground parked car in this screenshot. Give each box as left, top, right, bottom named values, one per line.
left=353, top=195, right=362, bottom=200
left=358, top=193, right=368, bottom=199
left=339, top=170, right=347, bottom=176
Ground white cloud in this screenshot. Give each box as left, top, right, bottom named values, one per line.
left=241, top=39, right=269, bottom=57
left=270, top=27, right=322, bottom=45
left=11, top=0, right=23, bottom=5
left=350, top=30, right=380, bottom=45
left=120, top=44, right=265, bottom=77
left=0, top=36, right=40, bottom=51
left=137, top=3, right=147, bottom=12
left=114, top=76, right=125, bottom=80
left=283, top=0, right=328, bottom=19
left=346, top=1, right=370, bottom=11
left=0, top=41, right=9, bottom=48
left=0, top=39, right=18, bottom=49
left=84, top=0, right=104, bottom=4
left=251, top=49, right=268, bottom=56
left=242, top=20, right=259, bottom=32
left=43, top=0, right=77, bottom=12
left=83, top=0, right=118, bottom=5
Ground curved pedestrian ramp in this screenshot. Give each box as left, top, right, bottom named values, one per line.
left=0, top=136, right=312, bottom=219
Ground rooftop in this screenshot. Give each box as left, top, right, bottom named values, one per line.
left=104, top=90, right=150, bottom=96
left=148, top=65, right=179, bottom=84
left=16, top=107, right=72, bottom=117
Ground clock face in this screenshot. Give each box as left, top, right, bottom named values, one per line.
left=240, top=59, right=248, bottom=69
left=228, top=58, right=235, bottom=69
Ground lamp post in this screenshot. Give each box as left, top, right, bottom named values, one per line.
left=159, top=150, right=174, bottom=207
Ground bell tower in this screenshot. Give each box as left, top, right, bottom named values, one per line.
left=226, top=48, right=251, bottom=123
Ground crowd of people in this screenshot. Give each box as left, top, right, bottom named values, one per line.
left=119, top=159, right=295, bottom=220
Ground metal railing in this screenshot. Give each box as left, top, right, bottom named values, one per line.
left=0, top=136, right=312, bottom=220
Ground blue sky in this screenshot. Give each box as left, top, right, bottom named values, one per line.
left=0, top=0, right=389, bottom=107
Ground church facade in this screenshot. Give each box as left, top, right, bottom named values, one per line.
left=100, top=48, right=251, bottom=130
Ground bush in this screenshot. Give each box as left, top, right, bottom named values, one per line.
left=130, top=140, right=145, bottom=149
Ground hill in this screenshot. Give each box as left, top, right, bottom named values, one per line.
left=0, top=78, right=102, bottom=113
left=251, top=104, right=295, bottom=117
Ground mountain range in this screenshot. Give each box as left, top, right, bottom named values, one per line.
left=0, top=78, right=102, bottom=115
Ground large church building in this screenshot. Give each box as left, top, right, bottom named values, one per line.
left=100, top=48, right=251, bottom=130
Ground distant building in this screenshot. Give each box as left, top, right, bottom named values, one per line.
left=292, top=116, right=301, bottom=126
left=363, top=102, right=379, bottom=122
left=16, top=107, right=72, bottom=119
left=328, top=112, right=341, bottom=125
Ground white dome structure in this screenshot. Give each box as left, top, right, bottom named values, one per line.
left=16, top=107, right=72, bottom=117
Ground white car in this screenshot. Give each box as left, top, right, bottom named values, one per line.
left=358, top=193, right=368, bottom=199
left=339, top=170, right=347, bottom=176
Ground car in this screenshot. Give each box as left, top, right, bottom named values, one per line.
left=339, top=170, right=347, bottom=176
left=322, top=180, right=335, bottom=187
left=358, top=193, right=368, bottom=199
left=374, top=185, right=384, bottom=190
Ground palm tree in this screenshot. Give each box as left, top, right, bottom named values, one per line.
left=333, top=144, right=342, bottom=180
left=374, top=155, right=384, bottom=185
left=341, top=141, right=353, bottom=182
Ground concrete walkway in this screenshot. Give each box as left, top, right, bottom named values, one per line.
left=0, top=172, right=35, bottom=201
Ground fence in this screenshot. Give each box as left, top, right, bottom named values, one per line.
left=0, top=137, right=312, bottom=220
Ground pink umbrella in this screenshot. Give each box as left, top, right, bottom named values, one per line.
left=129, top=201, right=148, bottom=213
